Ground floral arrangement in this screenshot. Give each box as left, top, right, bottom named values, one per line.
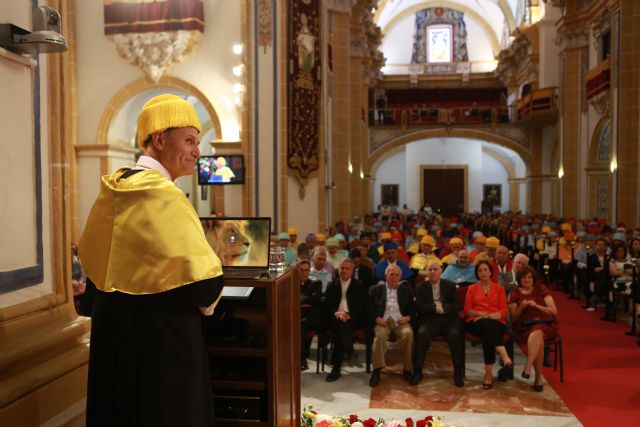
left=302, top=405, right=445, bottom=427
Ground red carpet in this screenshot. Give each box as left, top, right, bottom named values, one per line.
left=543, top=291, right=640, bottom=427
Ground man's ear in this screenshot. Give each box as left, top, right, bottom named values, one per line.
left=150, top=131, right=165, bottom=150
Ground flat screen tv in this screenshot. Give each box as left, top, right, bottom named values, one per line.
left=197, top=155, right=245, bottom=185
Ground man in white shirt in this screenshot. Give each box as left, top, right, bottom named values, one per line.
left=368, top=264, right=414, bottom=386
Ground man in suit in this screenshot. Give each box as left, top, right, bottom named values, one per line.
left=368, top=264, right=415, bottom=387
left=491, top=245, right=515, bottom=294
left=412, top=262, right=464, bottom=387
left=325, top=258, right=367, bottom=382
left=298, top=260, right=323, bottom=371
left=350, top=247, right=375, bottom=290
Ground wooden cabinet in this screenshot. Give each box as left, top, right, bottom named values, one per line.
left=205, top=269, right=300, bottom=426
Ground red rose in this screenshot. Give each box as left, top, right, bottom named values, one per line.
left=416, top=421, right=427, bottom=427
left=405, top=417, right=414, bottom=427
left=350, top=415, right=359, bottom=423
left=364, top=418, right=377, bottom=427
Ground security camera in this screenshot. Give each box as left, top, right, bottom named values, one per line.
left=0, top=6, right=67, bottom=54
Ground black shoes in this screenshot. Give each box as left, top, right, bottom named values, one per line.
left=482, top=381, right=493, bottom=390
left=369, top=368, right=381, bottom=387
left=498, top=361, right=513, bottom=382
left=521, top=370, right=531, bottom=379
left=326, top=369, right=341, bottom=382
left=533, top=384, right=544, bottom=392
left=402, top=370, right=413, bottom=382
left=301, top=360, right=309, bottom=371
left=409, top=371, right=422, bottom=386
left=453, top=368, right=464, bottom=388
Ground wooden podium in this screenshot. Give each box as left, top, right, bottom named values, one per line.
left=206, top=268, right=300, bottom=426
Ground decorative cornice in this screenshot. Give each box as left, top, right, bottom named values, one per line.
left=496, top=26, right=539, bottom=92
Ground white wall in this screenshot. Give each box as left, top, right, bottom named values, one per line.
left=374, top=149, right=406, bottom=209
left=481, top=151, right=510, bottom=210
left=373, top=138, right=522, bottom=213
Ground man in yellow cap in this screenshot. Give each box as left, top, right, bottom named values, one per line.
left=410, top=235, right=442, bottom=280
left=441, top=237, right=463, bottom=266
left=288, top=226, right=299, bottom=249
left=78, top=94, right=224, bottom=427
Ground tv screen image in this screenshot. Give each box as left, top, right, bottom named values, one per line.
left=198, top=155, right=245, bottom=185
left=200, top=217, right=271, bottom=267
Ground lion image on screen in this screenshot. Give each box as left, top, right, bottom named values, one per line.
left=202, top=219, right=269, bottom=267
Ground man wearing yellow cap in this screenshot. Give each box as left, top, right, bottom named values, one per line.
left=78, top=94, right=224, bottom=427
left=410, top=235, right=442, bottom=279
left=441, top=237, right=464, bottom=266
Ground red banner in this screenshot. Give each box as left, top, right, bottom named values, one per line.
left=104, top=0, right=204, bottom=35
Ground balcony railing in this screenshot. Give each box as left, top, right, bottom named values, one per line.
left=368, top=105, right=510, bottom=127
left=585, top=57, right=610, bottom=100
left=516, top=87, right=558, bottom=123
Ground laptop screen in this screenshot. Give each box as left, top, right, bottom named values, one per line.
left=200, top=217, right=271, bottom=268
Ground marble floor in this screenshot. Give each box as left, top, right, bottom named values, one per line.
left=301, top=340, right=583, bottom=427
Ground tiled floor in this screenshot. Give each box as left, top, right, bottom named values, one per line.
left=301, top=340, right=582, bottom=427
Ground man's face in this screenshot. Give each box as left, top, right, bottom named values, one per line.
left=385, top=265, right=401, bottom=287
left=155, top=127, right=201, bottom=180
left=596, top=240, right=607, bottom=253
left=338, top=261, right=353, bottom=281
left=421, top=243, right=432, bottom=254
left=496, top=247, right=508, bottom=263
left=361, top=236, right=371, bottom=247
left=327, top=245, right=337, bottom=255
left=298, top=263, right=310, bottom=282
left=278, top=239, right=289, bottom=248
left=458, top=251, right=470, bottom=266
left=513, top=256, right=528, bottom=272
left=426, top=263, right=442, bottom=283
left=386, top=248, right=398, bottom=262
left=351, top=255, right=361, bottom=266
left=313, top=253, right=326, bottom=268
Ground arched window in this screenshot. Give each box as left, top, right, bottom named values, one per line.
left=597, top=120, right=611, bottom=163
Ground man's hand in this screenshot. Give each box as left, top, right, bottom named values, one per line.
left=335, top=311, right=351, bottom=322
left=435, top=303, right=444, bottom=314
left=376, top=316, right=386, bottom=326
left=398, top=315, right=411, bottom=325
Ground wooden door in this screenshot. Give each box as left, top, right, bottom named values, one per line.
left=423, top=168, right=464, bottom=216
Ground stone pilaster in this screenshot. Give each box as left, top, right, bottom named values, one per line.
left=330, top=9, right=352, bottom=224
left=616, top=1, right=640, bottom=226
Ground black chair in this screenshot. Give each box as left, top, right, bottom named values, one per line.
left=545, top=334, right=564, bottom=382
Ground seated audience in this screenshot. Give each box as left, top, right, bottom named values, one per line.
left=368, top=264, right=414, bottom=387
left=412, top=262, right=464, bottom=387
left=326, top=237, right=346, bottom=269
left=325, top=259, right=367, bottom=382
left=440, top=237, right=463, bottom=266
left=298, top=260, right=323, bottom=371
left=508, top=266, right=558, bottom=392
left=609, top=245, right=633, bottom=294
left=278, top=232, right=297, bottom=266
left=464, top=260, right=513, bottom=389
left=441, top=250, right=476, bottom=286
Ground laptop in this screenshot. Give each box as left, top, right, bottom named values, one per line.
left=200, top=216, right=272, bottom=282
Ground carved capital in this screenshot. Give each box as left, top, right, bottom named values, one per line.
left=555, top=24, right=589, bottom=50
left=542, top=0, right=565, bottom=9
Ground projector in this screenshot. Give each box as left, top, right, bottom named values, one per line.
left=0, top=6, right=68, bottom=55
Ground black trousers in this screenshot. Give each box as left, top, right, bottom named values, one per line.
left=414, top=316, right=463, bottom=372
left=465, top=319, right=508, bottom=365
left=301, top=318, right=318, bottom=361
left=329, top=316, right=356, bottom=370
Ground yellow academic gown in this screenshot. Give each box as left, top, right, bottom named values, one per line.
left=79, top=167, right=224, bottom=427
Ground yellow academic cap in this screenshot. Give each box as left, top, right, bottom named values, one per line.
left=421, top=235, right=436, bottom=246
left=136, top=94, right=202, bottom=149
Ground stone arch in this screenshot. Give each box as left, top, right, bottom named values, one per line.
left=366, top=127, right=531, bottom=176
left=96, top=76, right=222, bottom=147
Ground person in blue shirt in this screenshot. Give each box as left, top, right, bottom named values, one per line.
left=441, top=249, right=476, bottom=286
left=375, top=242, right=413, bottom=282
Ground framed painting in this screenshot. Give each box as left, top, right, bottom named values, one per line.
left=483, top=184, right=501, bottom=207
